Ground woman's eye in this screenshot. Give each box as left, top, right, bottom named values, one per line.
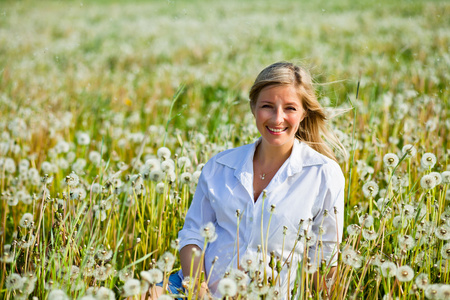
left=287, top=107, right=296, bottom=111
left=261, top=105, right=271, bottom=108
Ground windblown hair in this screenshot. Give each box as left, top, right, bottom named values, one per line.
left=249, top=61, right=346, bottom=162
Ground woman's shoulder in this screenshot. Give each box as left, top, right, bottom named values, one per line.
left=299, top=142, right=345, bottom=184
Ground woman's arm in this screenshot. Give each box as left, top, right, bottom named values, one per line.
left=180, top=245, right=209, bottom=296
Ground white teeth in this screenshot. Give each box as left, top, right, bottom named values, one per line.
left=268, top=127, right=285, bottom=133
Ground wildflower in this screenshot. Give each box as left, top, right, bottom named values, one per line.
left=435, top=224, right=450, bottom=240
left=251, top=281, right=270, bottom=295
left=91, top=183, right=103, bottom=194
left=157, top=147, right=171, bottom=160
left=420, top=174, right=436, bottom=190
left=157, top=295, right=173, bottom=300
left=5, top=273, right=23, bottom=290
left=4, top=157, right=16, bottom=173
left=425, top=284, right=440, bottom=299
left=305, top=262, right=318, bottom=274
left=179, top=172, right=192, bottom=185
left=362, top=181, right=379, bottom=198
left=347, top=224, right=361, bottom=236
left=240, top=253, right=258, bottom=272
left=218, top=277, right=237, bottom=297
left=441, top=242, right=450, bottom=259
left=421, top=153, right=437, bottom=169
left=94, top=287, right=115, bottom=300
left=96, top=246, right=113, bottom=261
left=123, top=278, right=141, bottom=297
left=342, top=249, right=361, bottom=268
left=200, top=222, right=218, bottom=242
left=94, top=265, right=110, bottom=281
left=80, top=296, right=97, bottom=300
left=438, top=285, right=450, bottom=299
left=88, top=150, right=102, bottom=166
left=380, top=261, right=397, bottom=278
left=398, top=235, right=415, bottom=250
left=401, top=204, right=415, bottom=220
left=19, top=213, right=34, bottom=228
left=150, top=170, right=164, bottom=182
left=440, top=171, right=450, bottom=185
left=383, top=153, right=399, bottom=168
left=362, top=229, right=378, bottom=241
left=157, top=252, right=175, bottom=272
left=66, top=172, right=79, bottom=187
left=76, top=132, right=90, bottom=146
left=228, top=269, right=248, bottom=284
left=415, top=273, right=429, bottom=289
left=192, top=170, right=202, bottom=183
left=160, top=160, right=175, bottom=173
left=402, top=144, right=417, bottom=158
left=48, top=289, right=69, bottom=300
left=393, top=215, right=407, bottom=229
left=119, top=268, right=133, bottom=282
left=141, top=269, right=163, bottom=285
left=266, top=287, right=282, bottom=300
left=177, top=156, right=191, bottom=168
left=429, top=172, right=442, bottom=185
left=17, top=190, right=32, bottom=205
left=155, top=182, right=165, bottom=194
left=396, top=265, right=414, bottom=282
left=170, top=239, right=180, bottom=250
left=359, top=214, right=374, bottom=228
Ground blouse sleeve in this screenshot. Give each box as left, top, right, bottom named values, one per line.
left=308, top=162, right=345, bottom=267
left=178, top=160, right=217, bottom=251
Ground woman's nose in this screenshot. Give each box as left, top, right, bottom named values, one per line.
left=273, top=107, right=284, bottom=123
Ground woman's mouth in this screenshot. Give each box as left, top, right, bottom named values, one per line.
left=267, top=126, right=287, bottom=133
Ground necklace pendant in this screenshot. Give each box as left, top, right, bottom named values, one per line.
left=260, top=173, right=266, bottom=180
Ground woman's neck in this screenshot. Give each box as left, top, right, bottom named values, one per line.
left=254, top=139, right=294, bottom=167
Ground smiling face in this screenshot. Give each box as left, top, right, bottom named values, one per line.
left=252, top=84, right=306, bottom=152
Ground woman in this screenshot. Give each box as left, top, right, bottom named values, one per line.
left=154, top=62, right=345, bottom=299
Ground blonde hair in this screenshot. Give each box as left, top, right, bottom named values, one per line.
left=249, top=61, right=346, bottom=162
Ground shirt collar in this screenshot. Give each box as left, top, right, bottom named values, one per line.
left=216, top=138, right=328, bottom=176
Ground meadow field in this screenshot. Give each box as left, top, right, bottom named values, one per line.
left=0, top=0, right=449, bottom=298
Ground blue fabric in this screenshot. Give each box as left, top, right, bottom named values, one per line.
left=156, top=272, right=185, bottom=299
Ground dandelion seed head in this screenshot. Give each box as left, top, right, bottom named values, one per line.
left=441, top=171, right=450, bottom=184
left=48, top=289, right=69, bottom=300
left=19, top=213, right=34, bottom=228
left=157, top=147, right=171, bottom=160
left=157, top=295, right=173, bottom=300
left=435, top=224, right=450, bottom=240
left=429, top=172, right=442, bottom=186
left=347, top=224, right=361, bottom=236
left=425, top=284, right=440, bottom=299
left=421, top=153, right=437, bottom=169
left=141, top=269, right=163, bottom=284
left=150, top=170, right=164, bottom=182
left=5, top=273, right=23, bottom=290
left=200, top=222, right=217, bottom=242
left=441, top=242, right=450, bottom=259
left=402, top=144, right=417, bottom=158
left=179, top=172, right=192, bottom=184
left=415, top=273, right=429, bottom=289
left=156, top=252, right=175, bottom=272
left=383, top=153, right=399, bottom=168
left=218, top=277, right=237, bottom=296
left=362, top=181, right=379, bottom=198
left=362, top=229, right=378, bottom=241
left=381, top=261, right=397, bottom=278
left=122, top=278, right=141, bottom=297
left=119, top=268, right=133, bottom=282
left=396, top=265, right=414, bottom=282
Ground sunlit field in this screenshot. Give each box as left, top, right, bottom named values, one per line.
left=0, top=0, right=449, bottom=298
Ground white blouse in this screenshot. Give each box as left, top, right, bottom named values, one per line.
left=178, top=138, right=345, bottom=298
